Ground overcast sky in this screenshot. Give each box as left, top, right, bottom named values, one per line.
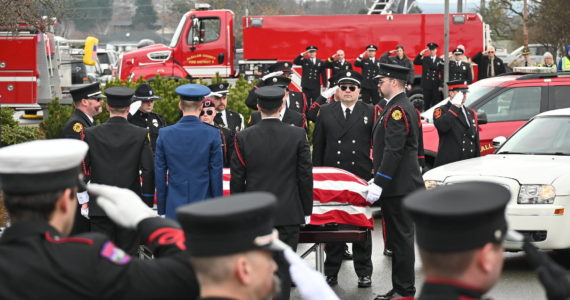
left=416, top=0, right=480, bottom=13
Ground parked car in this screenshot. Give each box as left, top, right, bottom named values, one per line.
left=421, top=70, right=570, bottom=169
left=97, top=49, right=119, bottom=77
left=423, top=108, right=570, bottom=251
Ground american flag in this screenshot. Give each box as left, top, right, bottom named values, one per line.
left=222, top=167, right=374, bottom=229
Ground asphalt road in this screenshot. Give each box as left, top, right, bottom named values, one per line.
left=291, top=218, right=565, bottom=300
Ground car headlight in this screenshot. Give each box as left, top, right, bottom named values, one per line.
left=425, top=180, right=443, bottom=190
left=518, top=184, right=556, bottom=204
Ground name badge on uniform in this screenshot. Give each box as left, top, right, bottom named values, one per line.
left=364, top=116, right=369, bottom=125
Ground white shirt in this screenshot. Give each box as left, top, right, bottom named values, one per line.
left=461, top=106, right=470, bottom=127
left=341, top=102, right=355, bottom=118
left=219, top=109, right=228, bottom=127
left=87, top=115, right=94, bottom=124
left=279, top=105, right=287, bottom=121
left=311, top=58, right=316, bottom=64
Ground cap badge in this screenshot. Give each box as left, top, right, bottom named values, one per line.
left=219, top=84, right=224, bottom=89
left=284, top=63, right=289, bottom=67
left=494, top=229, right=502, bottom=240
left=149, top=90, right=153, bottom=95
left=347, top=72, right=351, bottom=77
left=272, top=77, right=278, bottom=83
left=72, top=123, right=84, bottom=133
left=391, top=110, right=402, bottom=121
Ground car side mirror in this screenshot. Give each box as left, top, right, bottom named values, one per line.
left=477, top=112, right=488, bottom=125
left=492, top=136, right=507, bottom=148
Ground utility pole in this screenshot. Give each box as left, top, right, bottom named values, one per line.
left=444, top=0, right=450, bottom=99
left=523, top=0, right=529, bottom=47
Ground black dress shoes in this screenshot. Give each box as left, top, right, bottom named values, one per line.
left=358, top=275, right=372, bottom=288
left=325, top=275, right=338, bottom=286
left=373, top=289, right=407, bottom=300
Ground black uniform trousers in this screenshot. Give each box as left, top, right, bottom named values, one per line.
left=422, top=86, right=440, bottom=110
left=324, top=226, right=372, bottom=277
left=90, top=217, right=139, bottom=256
left=380, top=195, right=415, bottom=296
left=361, top=88, right=381, bottom=105
left=274, top=225, right=300, bottom=300
left=302, top=87, right=321, bottom=106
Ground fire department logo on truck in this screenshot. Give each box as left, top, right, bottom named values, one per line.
left=187, top=54, right=216, bottom=65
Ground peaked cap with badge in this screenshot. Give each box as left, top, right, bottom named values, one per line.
left=70, top=83, right=105, bottom=102
left=132, top=83, right=161, bottom=101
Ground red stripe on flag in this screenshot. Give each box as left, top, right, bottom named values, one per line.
left=311, top=210, right=373, bottom=229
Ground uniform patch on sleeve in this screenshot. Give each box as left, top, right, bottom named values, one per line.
left=100, top=241, right=131, bottom=265
left=391, top=109, right=402, bottom=121
left=434, top=108, right=442, bottom=119
left=72, top=122, right=84, bottom=133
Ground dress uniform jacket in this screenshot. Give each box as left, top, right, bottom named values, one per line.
left=215, top=124, right=234, bottom=168
left=0, top=218, right=199, bottom=300
left=128, top=110, right=166, bottom=152
left=84, top=117, right=155, bottom=213
left=230, top=118, right=313, bottom=226
left=433, top=102, right=480, bottom=167
left=372, top=92, right=424, bottom=196
left=155, top=116, right=223, bottom=219
left=413, top=55, right=444, bottom=90
left=449, top=60, right=473, bottom=84
left=306, top=95, right=331, bottom=122
left=313, top=101, right=375, bottom=180
left=293, top=55, right=327, bottom=90
left=354, top=57, right=381, bottom=90
left=245, top=85, right=307, bottom=114
left=62, top=109, right=93, bottom=140
left=214, top=109, right=243, bottom=132
left=248, top=109, right=306, bottom=129
left=472, top=52, right=506, bottom=80
left=323, top=57, right=353, bottom=80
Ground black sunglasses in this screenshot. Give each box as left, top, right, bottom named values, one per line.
left=340, top=85, right=357, bottom=92
left=200, top=110, right=215, bottom=116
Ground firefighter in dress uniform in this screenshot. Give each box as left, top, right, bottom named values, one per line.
left=312, top=70, right=374, bottom=288
left=208, top=82, right=244, bottom=132
left=128, top=83, right=167, bottom=152
left=324, top=49, right=353, bottom=81
left=367, top=63, right=424, bottom=300
left=199, top=98, right=234, bottom=168
left=414, top=43, right=444, bottom=110
left=62, top=82, right=104, bottom=235
left=354, top=44, right=382, bottom=104
left=0, top=139, right=199, bottom=299
left=433, top=80, right=480, bottom=168
left=294, top=45, right=327, bottom=105
left=449, top=48, right=473, bottom=84
left=247, top=76, right=307, bottom=130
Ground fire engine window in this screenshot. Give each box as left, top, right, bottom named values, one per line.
left=551, top=86, right=570, bottom=109
left=188, top=18, right=221, bottom=44
left=477, top=87, right=541, bottom=122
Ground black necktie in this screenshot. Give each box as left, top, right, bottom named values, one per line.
left=345, top=108, right=351, bottom=121
left=215, top=112, right=225, bottom=127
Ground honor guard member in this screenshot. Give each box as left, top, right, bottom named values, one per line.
left=62, top=82, right=104, bottom=235
left=433, top=81, right=480, bottom=168
left=414, top=43, right=444, bottom=110
left=245, top=61, right=308, bottom=114
left=449, top=48, right=473, bottom=84
left=155, top=84, right=223, bottom=219
left=208, top=82, right=244, bottom=132
left=312, top=70, right=375, bottom=288
left=367, top=63, right=424, bottom=300
left=128, top=83, right=167, bottom=152
left=294, top=45, right=327, bottom=105
left=230, top=86, right=313, bottom=300
left=0, top=139, right=198, bottom=300
left=83, top=87, right=155, bottom=255
left=403, top=182, right=510, bottom=300
left=200, top=98, right=234, bottom=168
left=247, top=76, right=306, bottom=129
left=355, top=44, right=382, bottom=104
left=324, top=49, right=353, bottom=81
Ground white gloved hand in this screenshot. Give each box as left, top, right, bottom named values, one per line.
left=88, top=183, right=156, bottom=229
left=80, top=204, right=90, bottom=219
left=77, top=191, right=90, bottom=205
left=321, top=86, right=339, bottom=99
left=283, top=247, right=340, bottom=300
left=261, top=71, right=284, bottom=81
left=304, top=215, right=311, bottom=224
left=366, top=182, right=382, bottom=204
left=450, top=91, right=464, bottom=106
left=159, top=214, right=166, bottom=219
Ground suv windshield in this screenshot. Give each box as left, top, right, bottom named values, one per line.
left=497, top=117, right=570, bottom=155
left=464, top=81, right=495, bottom=107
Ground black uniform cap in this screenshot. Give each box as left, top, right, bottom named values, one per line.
left=366, top=44, right=378, bottom=51
left=105, top=87, right=134, bottom=108
left=270, top=61, right=293, bottom=73
left=255, top=86, right=285, bottom=110
left=208, top=82, right=229, bottom=95
left=133, top=83, right=161, bottom=101
left=263, top=76, right=291, bottom=88
left=453, top=47, right=465, bottom=55
left=447, top=80, right=469, bottom=92
left=176, top=192, right=285, bottom=257
left=335, top=70, right=363, bottom=86
left=404, top=182, right=510, bottom=253
left=375, top=63, right=411, bottom=81
left=70, top=82, right=105, bottom=102
left=306, top=45, right=318, bottom=52
left=427, top=42, right=439, bottom=50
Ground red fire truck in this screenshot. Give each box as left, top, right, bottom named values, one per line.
left=118, top=4, right=488, bottom=95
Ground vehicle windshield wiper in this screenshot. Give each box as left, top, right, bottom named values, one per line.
left=496, top=151, right=526, bottom=154
left=533, top=152, right=570, bottom=156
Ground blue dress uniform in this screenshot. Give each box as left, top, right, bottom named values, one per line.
left=294, top=45, right=327, bottom=105
left=354, top=45, right=382, bottom=105
left=449, top=48, right=473, bottom=84
left=155, top=84, right=223, bottom=219
left=414, top=43, right=444, bottom=110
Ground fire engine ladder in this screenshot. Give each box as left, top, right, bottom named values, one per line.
left=367, top=0, right=417, bottom=14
